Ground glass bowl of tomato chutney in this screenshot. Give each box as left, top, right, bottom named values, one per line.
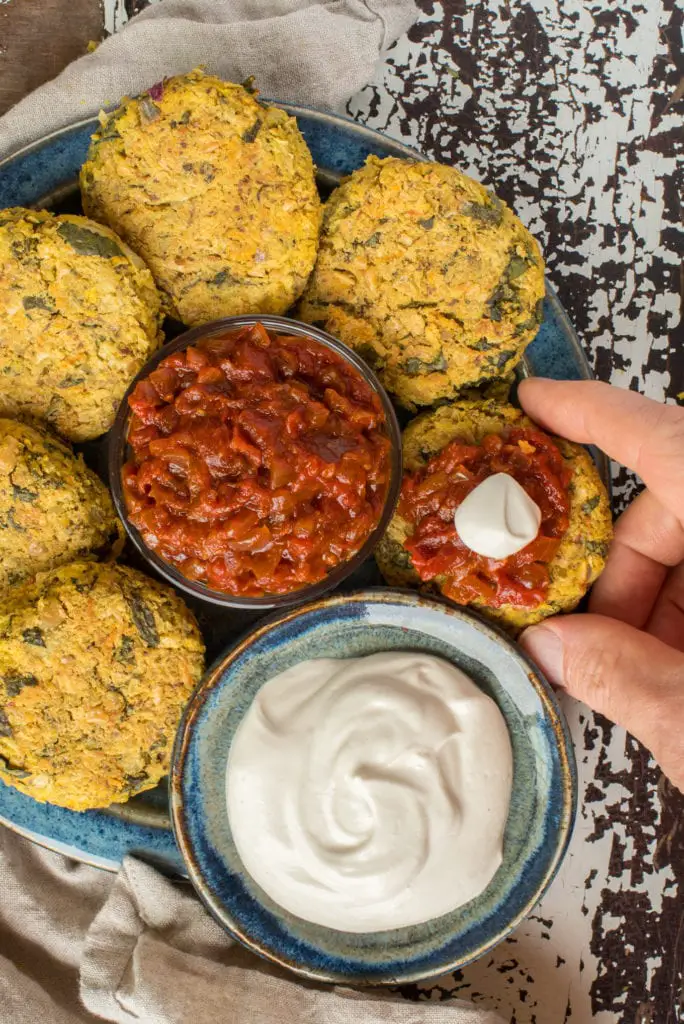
left=109, top=316, right=401, bottom=610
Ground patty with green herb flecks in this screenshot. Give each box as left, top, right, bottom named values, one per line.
left=0, top=208, right=162, bottom=442
left=0, top=561, right=205, bottom=811
left=298, top=156, right=546, bottom=410
left=80, top=69, right=322, bottom=327
left=375, top=401, right=612, bottom=633
left=0, top=418, right=123, bottom=595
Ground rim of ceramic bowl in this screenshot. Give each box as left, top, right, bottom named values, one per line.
left=108, top=315, right=402, bottom=610
left=170, top=588, right=578, bottom=985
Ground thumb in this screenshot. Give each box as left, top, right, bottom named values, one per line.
left=520, top=614, right=684, bottom=792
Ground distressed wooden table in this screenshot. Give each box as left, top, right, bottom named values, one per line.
left=1, top=1, right=682, bottom=1021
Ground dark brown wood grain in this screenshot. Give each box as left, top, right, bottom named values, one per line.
left=0, top=0, right=104, bottom=116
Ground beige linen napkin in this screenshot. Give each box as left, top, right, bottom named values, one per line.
left=0, top=828, right=506, bottom=1024
left=0, top=0, right=418, bottom=161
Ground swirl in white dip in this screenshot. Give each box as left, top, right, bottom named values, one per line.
left=226, top=652, right=513, bottom=933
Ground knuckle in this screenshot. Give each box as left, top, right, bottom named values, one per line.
left=640, top=404, right=684, bottom=474
left=562, top=638, right=618, bottom=712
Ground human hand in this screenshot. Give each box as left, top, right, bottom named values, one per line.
left=517, top=378, right=684, bottom=792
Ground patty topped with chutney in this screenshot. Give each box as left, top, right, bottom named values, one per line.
left=299, top=156, right=545, bottom=409
left=0, top=561, right=205, bottom=811
left=0, top=208, right=162, bottom=442
left=0, top=418, right=123, bottom=595
left=375, top=401, right=612, bottom=632
left=80, top=70, right=322, bottom=327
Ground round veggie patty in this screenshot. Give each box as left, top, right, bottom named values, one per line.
left=0, top=561, right=205, bottom=811
left=0, top=418, right=123, bottom=595
left=375, top=401, right=613, bottom=632
left=299, top=156, right=545, bottom=409
left=80, top=69, right=322, bottom=327
left=0, top=208, right=162, bottom=442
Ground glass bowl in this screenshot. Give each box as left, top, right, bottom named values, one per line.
left=108, top=315, right=402, bottom=611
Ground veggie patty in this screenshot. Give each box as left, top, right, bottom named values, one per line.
left=376, top=401, right=612, bottom=632
left=0, top=418, right=123, bottom=595
left=299, top=156, right=545, bottom=409
left=0, top=562, right=204, bottom=811
left=0, top=208, right=162, bottom=442
left=80, top=69, right=322, bottom=327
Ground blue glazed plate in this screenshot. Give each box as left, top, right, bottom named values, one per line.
left=171, top=589, right=576, bottom=985
left=0, top=105, right=600, bottom=873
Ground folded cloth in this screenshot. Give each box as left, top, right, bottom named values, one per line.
left=0, top=0, right=418, bottom=162
left=0, top=827, right=506, bottom=1024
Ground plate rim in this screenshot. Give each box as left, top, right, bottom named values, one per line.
left=0, top=101, right=425, bottom=169
left=0, top=104, right=605, bottom=870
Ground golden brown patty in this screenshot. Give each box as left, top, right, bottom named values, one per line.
left=375, top=401, right=613, bottom=632
left=80, top=69, right=322, bottom=327
left=0, top=562, right=205, bottom=811
left=299, top=156, right=545, bottom=409
left=0, top=418, right=123, bottom=595
left=0, top=208, right=162, bottom=442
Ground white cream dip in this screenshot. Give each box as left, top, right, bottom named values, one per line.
left=225, top=651, right=513, bottom=932
left=454, top=472, right=542, bottom=560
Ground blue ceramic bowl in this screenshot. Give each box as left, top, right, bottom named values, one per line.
left=171, top=589, right=577, bottom=985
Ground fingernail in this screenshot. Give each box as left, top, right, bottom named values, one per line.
left=519, top=625, right=565, bottom=688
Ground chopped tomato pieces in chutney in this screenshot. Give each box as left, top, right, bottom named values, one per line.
left=399, top=429, right=572, bottom=609
left=122, top=323, right=392, bottom=597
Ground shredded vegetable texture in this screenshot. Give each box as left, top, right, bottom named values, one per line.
left=123, top=323, right=391, bottom=596
left=0, top=561, right=204, bottom=811
left=400, top=428, right=571, bottom=608
left=298, top=155, right=545, bottom=410
left=0, top=208, right=162, bottom=442
left=81, top=70, right=321, bottom=327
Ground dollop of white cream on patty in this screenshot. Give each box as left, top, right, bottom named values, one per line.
left=226, top=651, right=513, bottom=933
left=454, top=472, right=542, bottom=560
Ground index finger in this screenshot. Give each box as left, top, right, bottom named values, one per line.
left=518, top=378, right=684, bottom=517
